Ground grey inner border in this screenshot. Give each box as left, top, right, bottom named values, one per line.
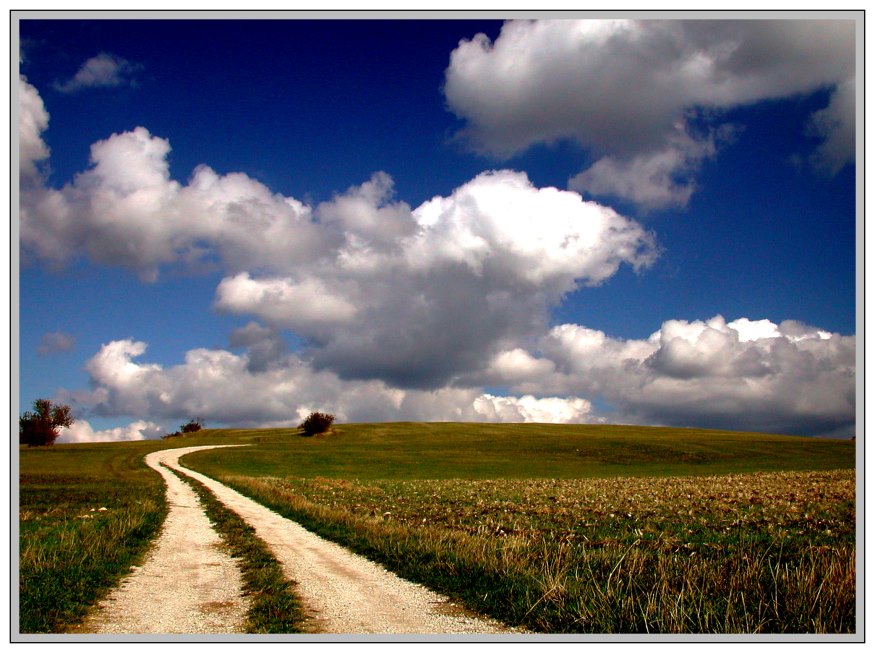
left=9, top=7, right=865, bottom=645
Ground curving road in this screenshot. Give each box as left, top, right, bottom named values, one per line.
left=78, top=445, right=519, bottom=636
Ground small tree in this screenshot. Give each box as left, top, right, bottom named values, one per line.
left=19, top=399, right=74, bottom=447
left=300, top=411, right=334, bottom=436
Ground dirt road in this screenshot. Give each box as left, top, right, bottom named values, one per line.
left=79, top=445, right=518, bottom=636
left=75, top=447, right=250, bottom=634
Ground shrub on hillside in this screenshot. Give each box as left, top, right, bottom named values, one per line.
left=180, top=418, right=203, bottom=433
left=300, top=412, right=335, bottom=436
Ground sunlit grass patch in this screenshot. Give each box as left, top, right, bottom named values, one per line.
left=184, top=422, right=856, bottom=480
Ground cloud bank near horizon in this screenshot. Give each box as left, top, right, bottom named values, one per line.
left=56, top=311, right=855, bottom=440
left=57, top=418, right=165, bottom=444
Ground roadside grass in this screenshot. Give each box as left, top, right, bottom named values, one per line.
left=168, top=467, right=309, bottom=633
left=212, top=469, right=855, bottom=634
left=18, top=443, right=168, bottom=633
left=17, top=433, right=255, bottom=634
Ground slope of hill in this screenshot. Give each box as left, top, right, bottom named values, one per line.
left=181, top=422, right=856, bottom=481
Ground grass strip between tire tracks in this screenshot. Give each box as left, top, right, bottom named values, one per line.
left=166, top=466, right=309, bottom=634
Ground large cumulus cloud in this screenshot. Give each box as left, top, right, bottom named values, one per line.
left=444, top=19, right=856, bottom=209
left=19, top=117, right=320, bottom=280
left=296, top=170, right=656, bottom=387
left=58, top=312, right=855, bottom=439
left=20, top=76, right=655, bottom=388
left=58, top=337, right=599, bottom=429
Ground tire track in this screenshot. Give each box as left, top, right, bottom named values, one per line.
left=73, top=446, right=249, bottom=634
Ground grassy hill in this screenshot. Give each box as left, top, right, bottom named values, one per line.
left=180, top=422, right=856, bottom=481
left=18, top=422, right=856, bottom=635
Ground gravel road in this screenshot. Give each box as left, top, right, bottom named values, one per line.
left=78, top=445, right=520, bottom=636
left=73, top=447, right=250, bottom=634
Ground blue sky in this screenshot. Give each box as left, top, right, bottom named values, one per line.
left=17, top=15, right=859, bottom=442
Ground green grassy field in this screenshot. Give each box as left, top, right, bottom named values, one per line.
left=180, top=423, right=856, bottom=634
left=18, top=422, right=856, bottom=635
left=182, top=422, right=856, bottom=480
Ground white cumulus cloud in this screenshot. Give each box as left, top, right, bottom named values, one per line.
left=531, top=316, right=856, bottom=437
left=18, top=76, right=49, bottom=185
left=482, top=348, right=556, bottom=385
left=444, top=19, right=855, bottom=209
left=61, top=337, right=598, bottom=428
left=59, top=311, right=855, bottom=439
left=18, top=89, right=322, bottom=280
left=473, top=394, right=597, bottom=424
left=215, top=274, right=359, bottom=334
left=18, top=78, right=656, bottom=388
left=19, top=73, right=855, bottom=438
left=408, top=170, right=656, bottom=287
left=568, top=126, right=733, bottom=211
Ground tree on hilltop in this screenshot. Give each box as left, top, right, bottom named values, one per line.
left=162, top=418, right=205, bottom=439
left=179, top=418, right=203, bottom=433
left=19, top=399, right=74, bottom=447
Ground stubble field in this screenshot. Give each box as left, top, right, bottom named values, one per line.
left=217, top=468, right=855, bottom=633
